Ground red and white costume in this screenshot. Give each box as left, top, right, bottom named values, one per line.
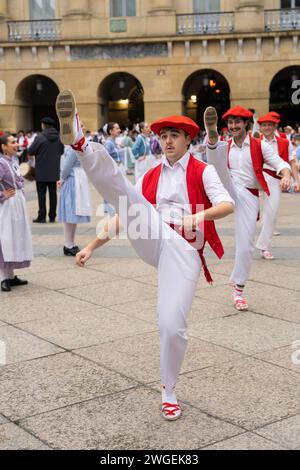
left=256, top=123, right=293, bottom=253
left=75, top=119, right=233, bottom=394
left=206, top=107, right=290, bottom=287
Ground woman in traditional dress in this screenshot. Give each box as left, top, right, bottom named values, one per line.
left=0, top=134, right=32, bottom=292
left=58, top=146, right=92, bottom=256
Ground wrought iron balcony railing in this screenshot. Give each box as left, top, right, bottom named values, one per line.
left=177, top=12, right=234, bottom=35
left=7, top=20, right=61, bottom=41
left=265, top=8, right=300, bottom=31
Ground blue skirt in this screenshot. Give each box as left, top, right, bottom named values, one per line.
left=58, top=176, right=90, bottom=224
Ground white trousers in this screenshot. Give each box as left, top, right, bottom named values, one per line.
left=207, top=142, right=259, bottom=286
left=0, top=267, right=14, bottom=282
left=79, top=143, right=201, bottom=392
left=256, top=174, right=281, bottom=252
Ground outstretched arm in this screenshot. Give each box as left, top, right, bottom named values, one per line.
left=76, top=215, right=121, bottom=267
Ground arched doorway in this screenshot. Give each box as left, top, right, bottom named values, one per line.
left=182, top=69, right=230, bottom=129
left=269, top=66, right=300, bottom=128
left=98, top=72, right=144, bottom=127
left=15, top=75, right=60, bottom=131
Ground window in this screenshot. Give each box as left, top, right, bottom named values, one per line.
left=110, top=0, right=136, bottom=17
left=30, top=0, right=56, bottom=20
left=193, top=0, right=220, bottom=13
left=281, top=0, right=300, bottom=8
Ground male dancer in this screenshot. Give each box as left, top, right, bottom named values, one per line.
left=56, top=90, right=234, bottom=421
left=204, top=106, right=291, bottom=311
left=256, top=113, right=299, bottom=259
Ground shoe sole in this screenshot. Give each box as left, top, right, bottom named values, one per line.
left=204, top=107, right=218, bottom=145
left=56, top=89, right=76, bottom=145
left=162, top=411, right=182, bottom=421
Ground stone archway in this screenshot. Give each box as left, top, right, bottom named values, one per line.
left=15, top=74, right=60, bottom=131
left=182, top=69, right=230, bottom=129
left=269, top=66, right=300, bottom=128
left=98, top=72, right=144, bottom=127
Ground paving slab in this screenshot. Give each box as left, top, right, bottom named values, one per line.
left=160, top=357, right=300, bottom=430
left=89, top=258, right=156, bottom=279
left=0, top=291, right=97, bottom=324
left=254, top=345, right=300, bottom=375
left=0, top=423, right=50, bottom=450
left=0, top=325, right=63, bottom=364
left=62, top=279, right=157, bottom=307
left=189, top=312, right=300, bottom=355
left=203, top=432, right=287, bottom=450
left=25, top=268, right=117, bottom=291
left=0, top=415, right=8, bottom=425
left=255, top=414, right=300, bottom=450
left=19, top=308, right=156, bottom=350
left=0, top=352, right=137, bottom=421
left=75, top=334, right=244, bottom=384
left=20, top=388, right=242, bottom=450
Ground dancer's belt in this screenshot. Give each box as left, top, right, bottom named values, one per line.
left=263, top=169, right=281, bottom=180
left=169, top=223, right=213, bottom=285
left=246, top=188, right=259, bottom=197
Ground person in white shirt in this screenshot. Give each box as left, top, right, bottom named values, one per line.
left=255, top=114, right=299, bottom=259
left=204, top=106, right=291, bottom=312
left=55, top=89, right=234, bottom=422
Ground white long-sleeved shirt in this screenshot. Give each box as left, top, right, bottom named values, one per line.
left=261, top=135, right=294, bottom=170
left=228, top=135, right=290, bottom=189
left=135, top=151, right=234, bottom=225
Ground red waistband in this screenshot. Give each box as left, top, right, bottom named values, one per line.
left=246, top=188, right=259, bottom=197
left=263, top=168, right=281, bottom=180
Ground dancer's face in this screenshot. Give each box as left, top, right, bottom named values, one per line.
left=111, top=124, right=121, bottom=138
left=2, top=136, right=19, bottom=157
left=260, top=122, right=276, bottom=139
left=227, top=117, right=247, bottom=140
left=159, top=127, right=191, bottom=164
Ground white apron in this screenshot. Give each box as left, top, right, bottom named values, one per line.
left=0, top=160, right=32, bottom=262
left=73, top=166, right=92, bottom=217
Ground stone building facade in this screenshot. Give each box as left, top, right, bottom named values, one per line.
left=0, top=0, right=299, bottom=132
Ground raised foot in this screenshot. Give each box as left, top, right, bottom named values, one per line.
left=204, top=106, right=219, bottom=146
left=56, top=89, right=77, bottom=145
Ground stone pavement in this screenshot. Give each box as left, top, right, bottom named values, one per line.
left=0, top=179, right=300, bottom=450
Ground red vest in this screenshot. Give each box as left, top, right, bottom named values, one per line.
left=259, top=135, right=289, bottom=180
left=142, top=155, right=224, bottom=284
left=278, top=131, right=287, bottom=140
left=275, top=135, right=289, bottom=163
left=228, top=137, right=270, bottom=196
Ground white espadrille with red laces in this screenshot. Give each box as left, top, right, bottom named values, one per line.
left=261, top=250, right=274, bottom=260
left=234, top=298, right=248, bottom=311
left=55, top=89, right=85, bottom=150
left=161, top=402, right=182, bottom=421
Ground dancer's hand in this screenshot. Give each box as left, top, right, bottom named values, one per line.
left=280, top=176, right=291, bottom=192
left=179, top=212, right=205, bottom=233
left=138, top=156, right=146, bottom=161
left=294, top=180, right=300, bottom=192
left=3, top=189, right=16, bottom=199
left=76, top=247, right=92, bottom=267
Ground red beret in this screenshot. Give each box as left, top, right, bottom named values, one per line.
left=268, top=111, right=281, bottom=123
left=151, top=115, right=200, bottom=139
left=257, top=114, right=278, bottom=125
left=269, top=111, right=281, bottom=118
left=222, top=106, right=253, bottom=120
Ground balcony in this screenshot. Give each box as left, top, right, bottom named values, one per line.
left=177, top=12, right=234, bottom=35
left=7, top=20, right=61, bottom=41
left=265, top=8, right=300, bottom=31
